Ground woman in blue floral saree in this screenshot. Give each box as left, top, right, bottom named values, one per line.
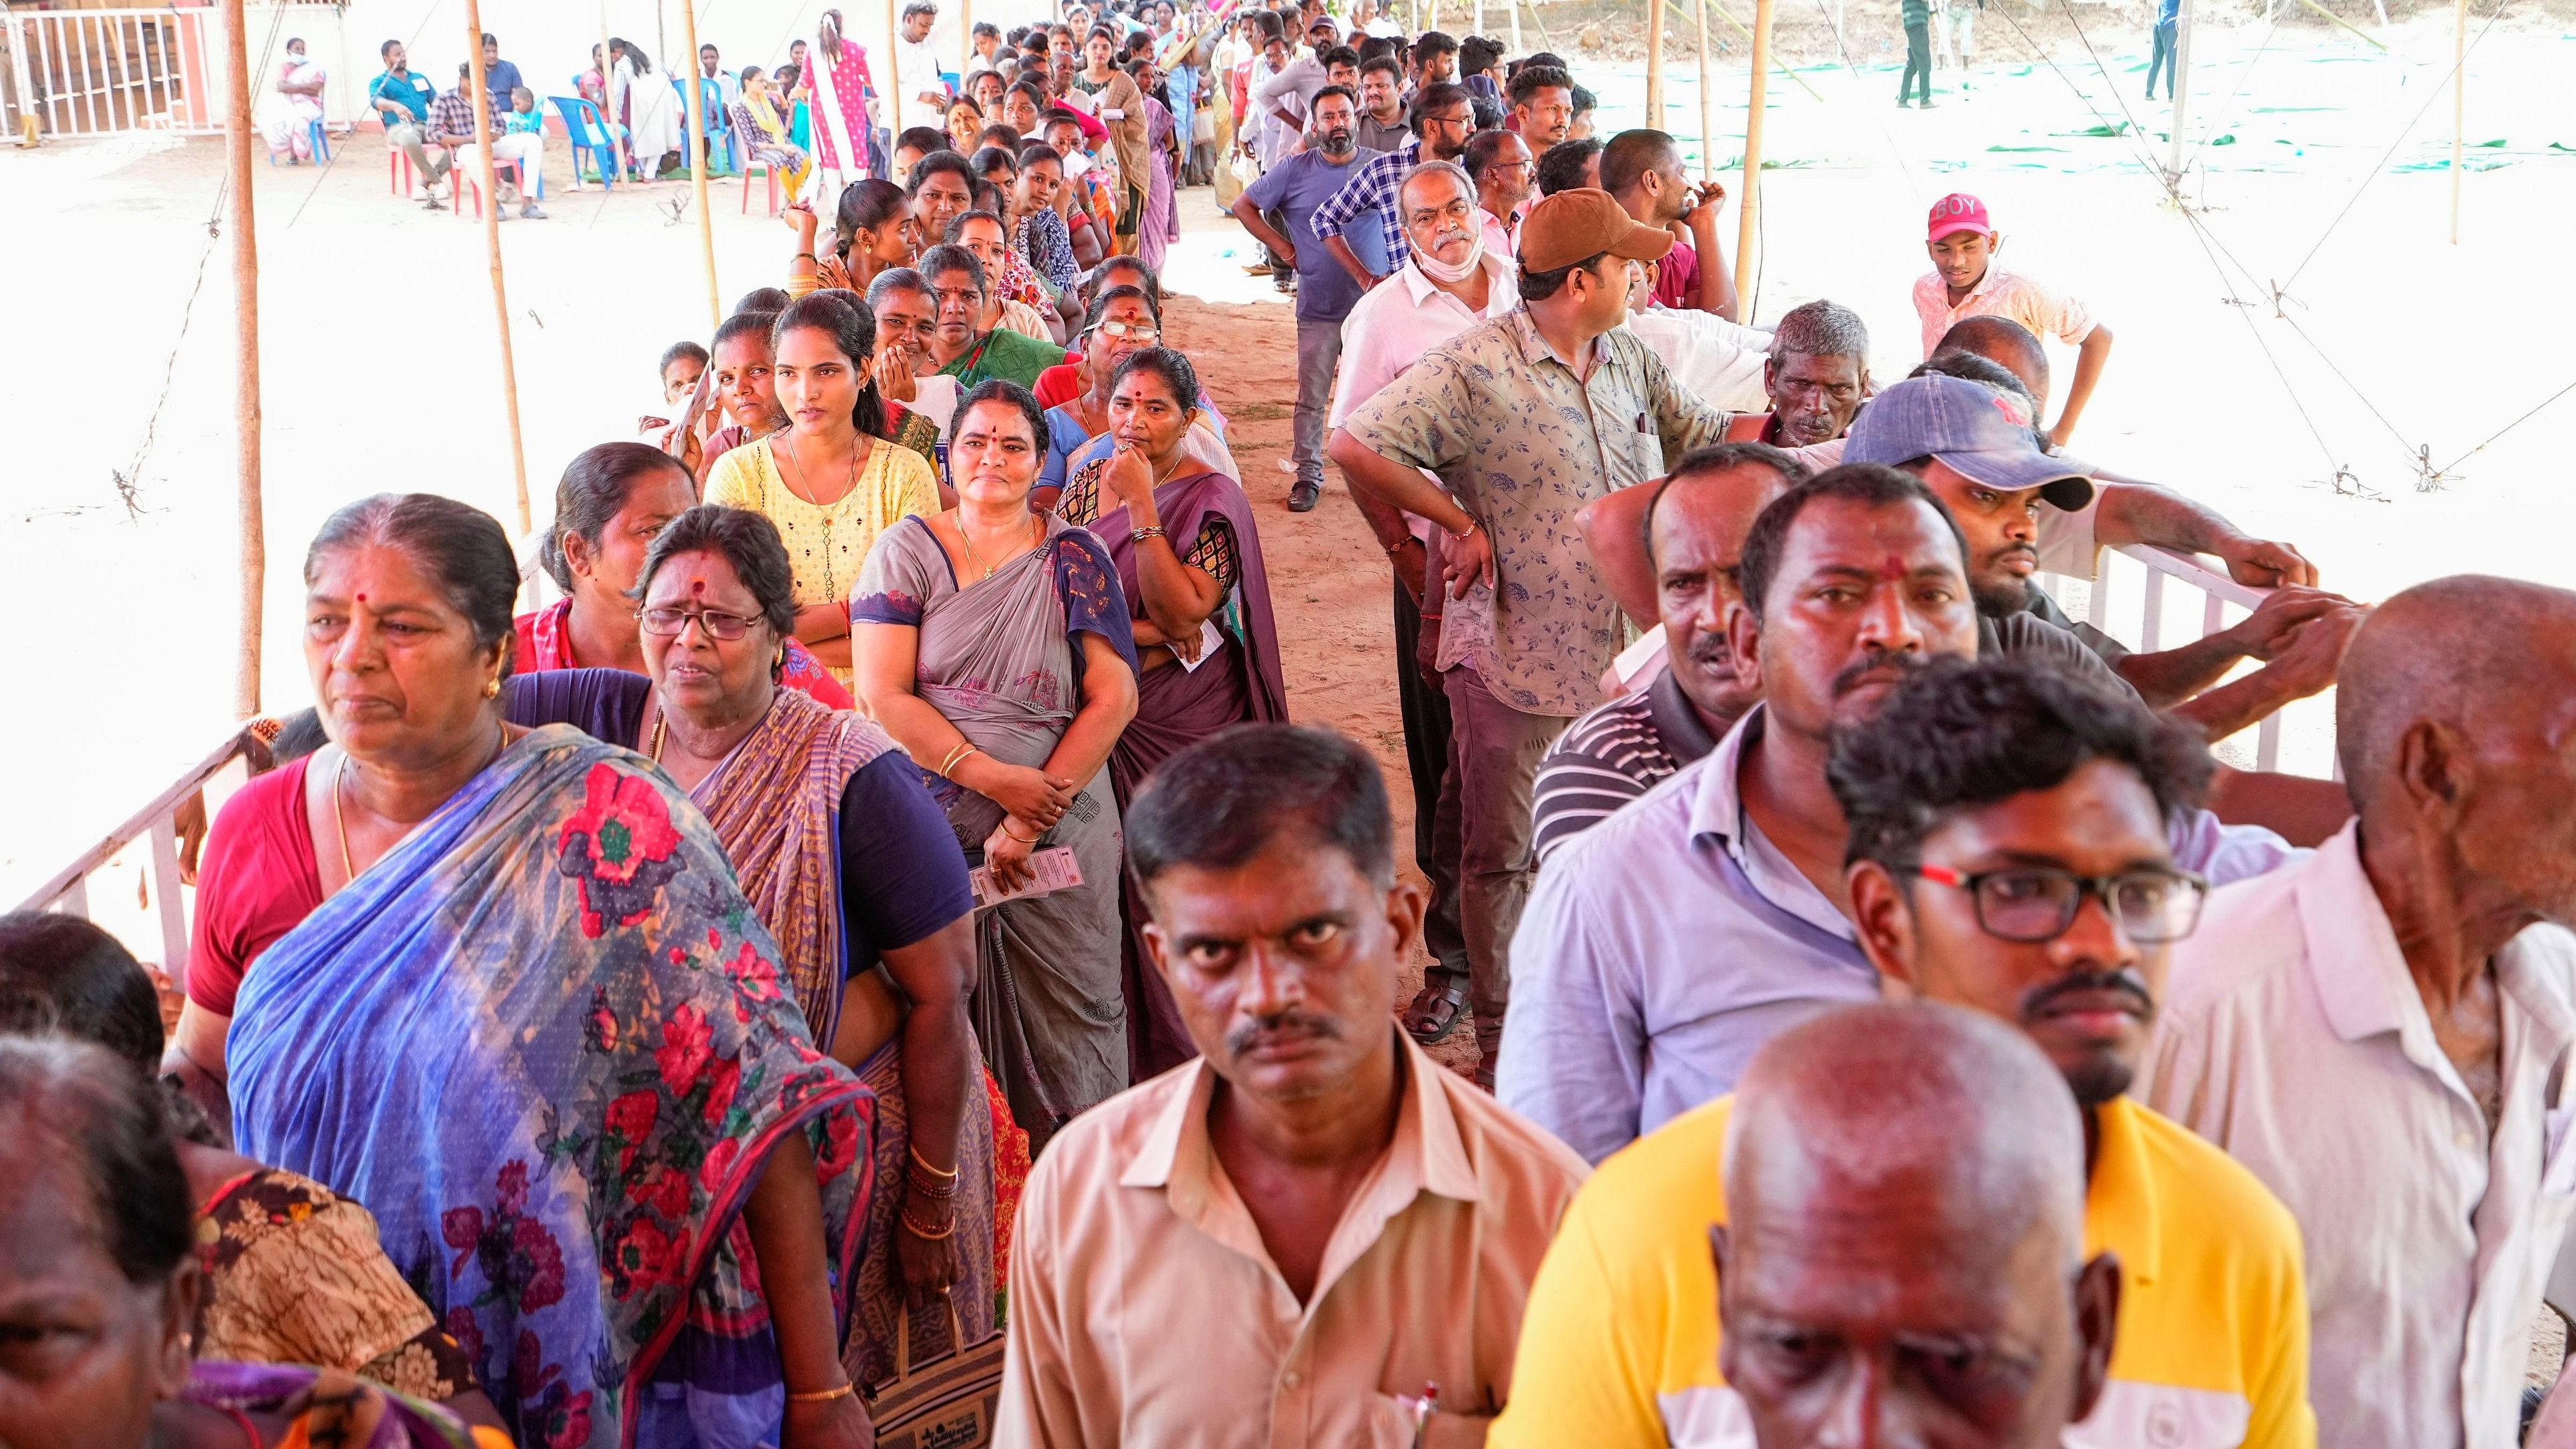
left=221, top=494, right=876, bottom=1449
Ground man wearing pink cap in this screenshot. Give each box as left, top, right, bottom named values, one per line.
left=1913, top=192, right=2114, bottom=448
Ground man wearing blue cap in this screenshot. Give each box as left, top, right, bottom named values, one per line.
left=1845, top=371, right=2366, bottom=746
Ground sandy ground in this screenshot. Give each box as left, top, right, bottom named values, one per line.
left=5, top=20, right=2573, bottom=1074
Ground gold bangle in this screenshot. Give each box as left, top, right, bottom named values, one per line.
left=787, top=1381, right=855, bottom=1403
left=902, top=1207, right=958, bottom=1240
left=1001, top=823, right=1040, bottom=845
left=909, top=1144, right=960, bottom=1180
left=938, top=742, right=980, bottom=777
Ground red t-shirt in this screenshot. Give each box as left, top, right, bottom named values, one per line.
left=1033, top=362, right=1083, bottom=411
left=1654, top=236, right=1702, bottom=310
left=186, top=757, right=325, bottom=1018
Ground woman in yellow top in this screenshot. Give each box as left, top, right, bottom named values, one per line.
left=705, top=291, right=941, bottom=682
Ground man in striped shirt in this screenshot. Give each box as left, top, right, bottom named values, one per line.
left=1530, top=444, right=1805, bottom=863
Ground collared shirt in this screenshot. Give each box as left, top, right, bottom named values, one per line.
left=1621, top=306, right=1775, bottom=413
left=1476, top=203, right=1519, bottom=261
left=997, top=1033, right=1590, bottom=1448
left=1503, top=698, right=2305, bottom=1163
left=368, top=69, right=435, bottom=130
left=1489, top=1094, right=2317, bottom=1449
left=1344, top=310, right=1733, bottom=716
left=894, top=35, right=947, bottom=127
left=2146, top=823, right=2576, bottom=1449
left=1913, top=263, right=2098, bottom=357
left=482, top=58, right=523, bottom=127
left=426, top=85, right=478, bottom=144
left=1354, top=111, right=1412, bottom=154
left=1310, top=139, right=1420, bottom=277
left=1328, top=248, right=1522, bottom=430
left=1499, top=707, right=1877, bottom=1162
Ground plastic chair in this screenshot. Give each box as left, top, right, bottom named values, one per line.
left=550, top=95, right=620, bottom=189
left=265, top=116, right=329, bottom=166
left=697, top=77, right=740, bottom=174
left=455, top=157, right=535, bottom=218
left=741, top=157, right=782, bottom=216
left=388, top=145, right=414, bottom=195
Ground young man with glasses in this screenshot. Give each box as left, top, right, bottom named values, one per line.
left=1308, top=81, right=1475, bottom=292
left=1491, top=652, right=2317, bottom=1449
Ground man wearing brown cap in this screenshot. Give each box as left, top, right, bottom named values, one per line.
left=1328, top=188, right=1738, bottom=1085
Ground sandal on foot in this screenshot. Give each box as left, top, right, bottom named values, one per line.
left=1401, top=978, right=1469, bottom=1044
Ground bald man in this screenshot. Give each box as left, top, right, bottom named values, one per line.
left=2147, top=575, right=2576, bottom=1449
left=1720, top=1002, right=2119, bottom=1449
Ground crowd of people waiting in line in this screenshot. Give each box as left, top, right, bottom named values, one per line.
left=16, top=5, right=2576, bottom=1449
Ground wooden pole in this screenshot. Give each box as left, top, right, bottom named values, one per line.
left=961, top=0, right=974, bottom=74
left=680, top=0, right=719, bottom=328
left=2163, top=0, right=2194, bottom=189
left=1694, top=0, right=1712, bottom=179
left=2448, top=0, right=2466, bottom=242
left=599, top=5, right=614, bottom=182
left=222, top=0, right=263, bottom=718
left=462, top=0, right=532, bottom=532
left=886, top=0, right=902, bottom=156
left=1645, top=0, right=1665, bottom=129
left=1509, top=0, right=1523, bottom=56
left=1733, top=0, right=1771, bottom=316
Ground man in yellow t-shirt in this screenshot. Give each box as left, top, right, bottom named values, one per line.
left=1492, top=656, right=2316, bottom=1449
left=1718, top=1000, right=2119, bottom=1448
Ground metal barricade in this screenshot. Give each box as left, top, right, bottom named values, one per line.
left=1, top=8, right=199, bottom=140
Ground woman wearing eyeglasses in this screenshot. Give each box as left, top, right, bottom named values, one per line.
left=1034, top=285, right=1232, bottom=511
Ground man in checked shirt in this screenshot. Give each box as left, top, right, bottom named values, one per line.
left=1310, top=81, right=1475, bottom=292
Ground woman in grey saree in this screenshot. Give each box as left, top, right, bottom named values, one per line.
left=852, top=379, right=1141, bottom=1155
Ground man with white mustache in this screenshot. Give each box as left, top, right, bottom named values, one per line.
left=1328, top=158, right=1521, bottom=1052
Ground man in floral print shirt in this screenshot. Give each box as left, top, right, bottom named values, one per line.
left=1327, top=188, right=1735, bottom=1087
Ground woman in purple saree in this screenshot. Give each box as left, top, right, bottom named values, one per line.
left=1055, top=348, right=1288, bottom=1076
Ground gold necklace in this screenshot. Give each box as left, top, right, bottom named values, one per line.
left=781, top=432, right=864, bottom=599
left=331, top=724, right=506, bottom=885
left=950, top=511, right=1039, bottom=580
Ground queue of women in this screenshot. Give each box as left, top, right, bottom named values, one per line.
left=0, top=90, right=1285, bottom=1440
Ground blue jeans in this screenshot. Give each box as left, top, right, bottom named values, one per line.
left=2147, top=22, right=2178, bottom=98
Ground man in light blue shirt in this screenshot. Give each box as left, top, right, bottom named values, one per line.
left=1500, top=461, right=2300, bottom=1163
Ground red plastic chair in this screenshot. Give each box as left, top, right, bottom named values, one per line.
left=741, top=158, right=782, bottom=216
left=455, top=158, right=526, bottom=218
left=389, top=146, right=415, bottom=196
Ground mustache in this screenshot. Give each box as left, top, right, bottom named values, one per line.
left=1686, top=632, right=1732, bottom=667
left=1990, top=542, right=2038, bottom=567
left=1829, top=649, right=1931, bottom=698
left=2020, top=968, right=2157, bottom=1023
left=1226, top=1007, right=1342, bottom=1058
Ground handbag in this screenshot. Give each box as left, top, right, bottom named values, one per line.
left=866, top=1297, right=1006, bottom=1449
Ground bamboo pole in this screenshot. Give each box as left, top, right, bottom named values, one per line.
left=1734, top=0, right=1771, bottom=316
left=2452, top=0, right=2473, bottom=240
left=223, top=0, right=263, bottom=717
left=961, top=0, right=974, bottom=73
left=1694, top=0, right=1712, bottom=179
left=1645, top=0, right=1665, bottom=128
left=1690, top=0, right=1824, bottom=103
left=885, top=0, right=902, bottom=168
left=598, top=5, right=614, bottom=183
left=680, top=0, right=719, bottom=327
left=462, top=0, right=532, bottom=532
left=1509, top=0, right=1523, bottom=55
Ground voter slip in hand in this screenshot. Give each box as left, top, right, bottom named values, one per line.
left=970, top=845, right=1085, bottom=909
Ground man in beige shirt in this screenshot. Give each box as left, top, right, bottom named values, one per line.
left=997, top=724, right=1590, bottom=1448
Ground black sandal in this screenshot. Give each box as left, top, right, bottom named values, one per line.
left=1401, top=978, right=1469, bottom=1044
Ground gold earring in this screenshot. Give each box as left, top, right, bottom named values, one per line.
left=483, top=678, right=502, bottom=699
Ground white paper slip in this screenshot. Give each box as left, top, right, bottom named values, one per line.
left=1176, top=618, right=1224, bottom=673
left=970, top=845, right=1085, bottom=909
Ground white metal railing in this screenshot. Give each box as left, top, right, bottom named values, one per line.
left=13, top=727, right=272, bottom=989
left=2044, top=542, right=2333, bottom=777
left=1, top=8, right=200, bottom=140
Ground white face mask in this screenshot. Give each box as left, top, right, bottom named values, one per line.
left=1410, top=221, right=1486, bottom=284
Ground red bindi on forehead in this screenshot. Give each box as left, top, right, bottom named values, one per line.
left=689, top=578, right=706, bottom=594
left=355, top=592, right=368, bottom=602
left=1879, top=556, right=1909, bottom=580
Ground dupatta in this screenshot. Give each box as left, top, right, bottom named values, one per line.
left=1091, top=469, right=1289, bottom=725
left=230, top=725, right=873, bottom=1449
left=805, top=37, right=865, bottom=182
left=691, top=688, right=896, bottom=1039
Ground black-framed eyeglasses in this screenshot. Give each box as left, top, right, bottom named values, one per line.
left=1907, top=863, right=2209, bottom=944
left=638, top=605, right=761, bottom=641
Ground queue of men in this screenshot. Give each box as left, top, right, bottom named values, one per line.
left=994, top=15, right=2576, bottom=1449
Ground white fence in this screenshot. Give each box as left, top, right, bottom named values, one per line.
left=2, top=7, right=201, bottom=138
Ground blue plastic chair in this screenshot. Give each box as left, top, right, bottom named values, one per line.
left=551, top=95, right=622, bottom=188
left=265, top=116, right=329, bottom=166
left=680, top=76, right=739, bottom=175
